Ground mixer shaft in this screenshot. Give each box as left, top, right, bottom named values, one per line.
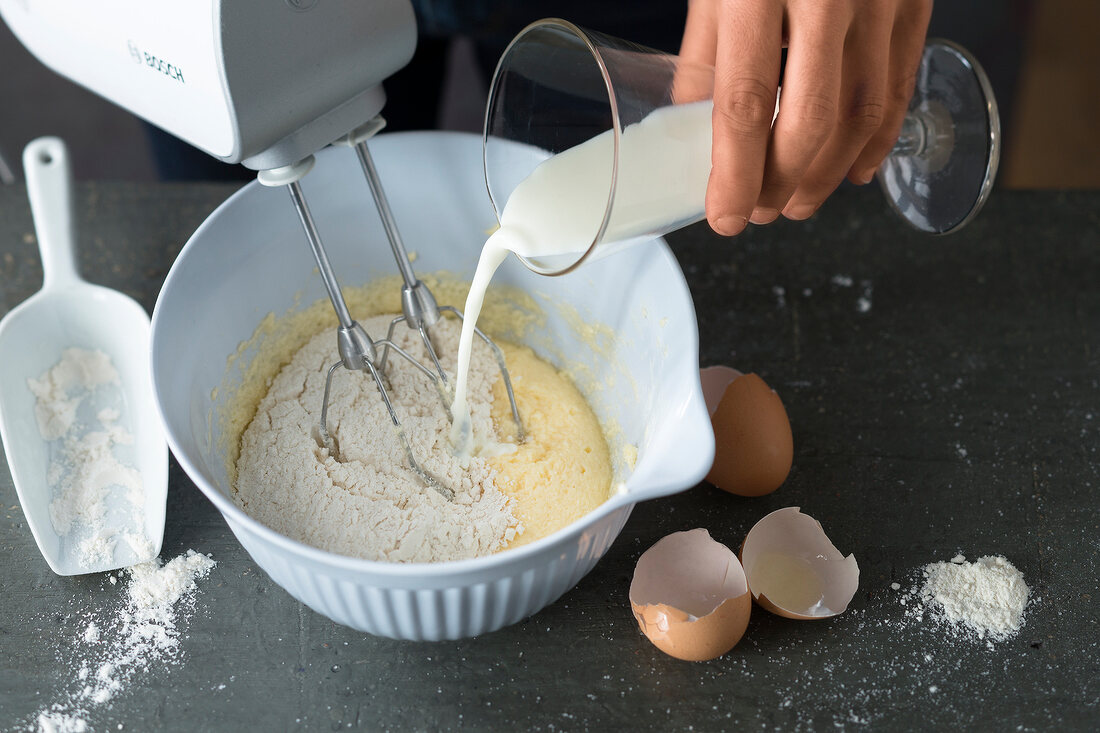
left=348, top=126, right=525, bottom=443
left=257, top=157, right=453, bottom=501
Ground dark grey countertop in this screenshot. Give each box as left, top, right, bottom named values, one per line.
left=1, top=181, right=1098, bottom=731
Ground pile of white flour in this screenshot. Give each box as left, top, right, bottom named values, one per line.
left=31, top=550, right=216, bottom=732
left=235, top=314, right=521, bottom=563
left=28, top=348, right=152, bottom=568
left=900, top=553, right=1030, bottom=641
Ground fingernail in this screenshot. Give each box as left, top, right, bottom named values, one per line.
left=858, top=168, right=877, bottom=185
left=749, top=207, right=779, bottom=225
left=714, top=215, right=748, bottom=236
left=783, top=204, right=816, bottom=221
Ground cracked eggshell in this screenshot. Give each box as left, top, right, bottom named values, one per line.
left=740, top=507, right=859, bottom=620
left=699, top=367, right=793, bottom=497
left=700, top=365, right=742, bottom=413
left=629, top=528, right=751, bottom=661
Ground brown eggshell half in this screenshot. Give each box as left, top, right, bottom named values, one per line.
left=629, top=528, right=751, bottom=661
left=700, top=365, right=743, bottom=416
left=704, top=371, right=793, bottom=496
left=739, top=507, right=859, bottom=620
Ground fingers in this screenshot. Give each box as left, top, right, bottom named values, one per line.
left=706, top=0, right=785, bottom=236
left=779, top=3, right=892, bottom=218
left=752, top=0, right=852, bottom=223
left=679, top=0, right=719, bottom=68
left=848, top=0, right=933, bottom=184
left=673, top=0, right=720, bottom=104
left=700, top=0, right=932, bottom=232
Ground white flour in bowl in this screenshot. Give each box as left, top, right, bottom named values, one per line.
left=28, top=347, right=151, bottom=568
left=234, top=314, right=522, bottom=563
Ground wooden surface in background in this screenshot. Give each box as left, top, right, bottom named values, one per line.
left=1002, top=0, right=1100, bottom=188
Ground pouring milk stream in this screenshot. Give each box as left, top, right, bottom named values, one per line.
left=449, top=99, right=715, bottom=454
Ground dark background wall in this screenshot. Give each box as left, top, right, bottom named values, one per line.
left=0, top=1, right=1094, bottom=187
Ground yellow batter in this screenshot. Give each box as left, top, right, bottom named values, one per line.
left=490, top=343, right=611, bottom=549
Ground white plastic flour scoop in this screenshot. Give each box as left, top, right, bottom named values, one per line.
left=0, top=137, right=167, bottom=575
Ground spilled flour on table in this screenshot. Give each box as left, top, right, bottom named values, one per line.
left=898, top=553, right=1031, bottom=643
left=28, top=550, right=216, bottom=732
left=856, top=280, right=873, bottom=313
left=28, top=347, right=152, bottom=569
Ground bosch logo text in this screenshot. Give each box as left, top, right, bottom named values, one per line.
left=126, top=40, right=185, bottom=84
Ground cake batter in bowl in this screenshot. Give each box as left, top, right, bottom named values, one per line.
left=150, top=131, right=713, bottom=640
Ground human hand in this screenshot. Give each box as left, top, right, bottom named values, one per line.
left=679, top=0, right=933, bottom=235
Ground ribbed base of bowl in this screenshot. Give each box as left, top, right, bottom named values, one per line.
left=224, top=505, right=633, bottom=640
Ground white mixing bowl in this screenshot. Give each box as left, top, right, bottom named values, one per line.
left=150, top=131, right=714, bottom=640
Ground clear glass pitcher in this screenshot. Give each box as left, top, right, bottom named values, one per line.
left=483, top=18, right=1000, bottom=276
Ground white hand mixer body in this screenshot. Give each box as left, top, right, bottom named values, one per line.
left=0, top=0, right=414, bottom=169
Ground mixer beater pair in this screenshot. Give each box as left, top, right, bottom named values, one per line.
left=257, top=118, right=525, bottom=501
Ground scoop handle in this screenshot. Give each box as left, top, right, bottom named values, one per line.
left=23, top=137, right=80, bottom=290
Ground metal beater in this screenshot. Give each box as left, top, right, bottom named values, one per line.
left=337, top=120, right=525, bottom=439
left=257, top=117, right=524, bottom=501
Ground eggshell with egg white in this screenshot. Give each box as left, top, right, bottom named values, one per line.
left=739, top=507, right=859, bottom=620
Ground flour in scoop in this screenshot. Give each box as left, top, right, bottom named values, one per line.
left=28, top=347, right=118, bottom=439
left=28, top=347, right=152, bottom=568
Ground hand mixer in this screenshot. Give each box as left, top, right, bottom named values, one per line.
left=0, top=0, right=524, bottom=499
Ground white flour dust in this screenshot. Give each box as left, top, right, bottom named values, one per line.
left=28, top=348, right=152, bottom=569
left=856, top=280, right=873, bottom=313
left=828, top=274, right=873, bottom=313
left=898, top=553, right=1030, bottom=642
left=29, top=550, right=216, bottom=732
